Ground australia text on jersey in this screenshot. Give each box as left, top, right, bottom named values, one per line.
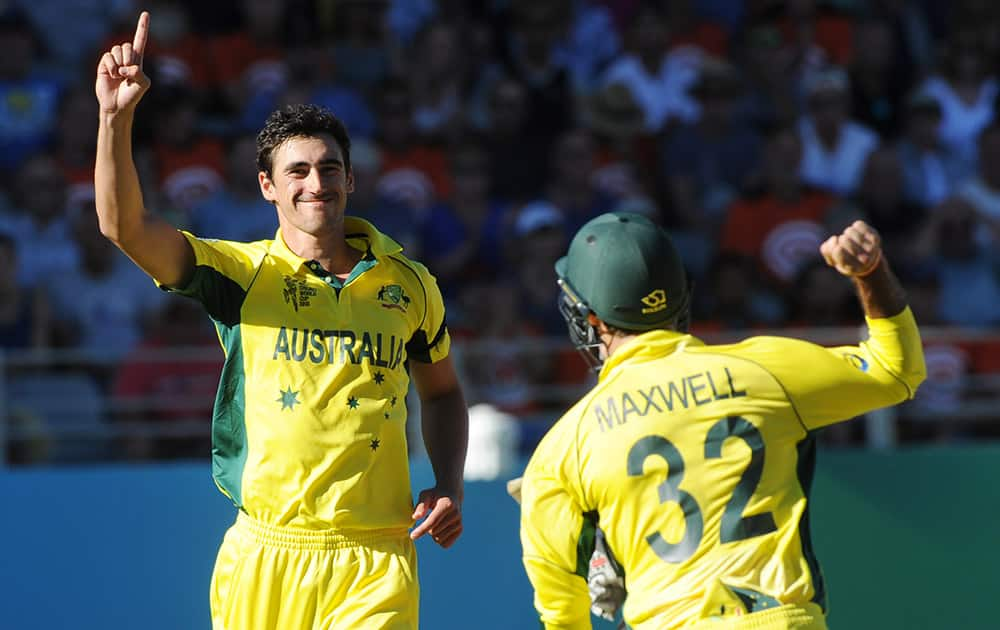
left=595, top=367, right=747, bottom=432
left=272, top=326, right=407, bottom=370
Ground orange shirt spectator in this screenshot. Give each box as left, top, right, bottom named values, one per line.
left=720, top=188, right=834, bottom=284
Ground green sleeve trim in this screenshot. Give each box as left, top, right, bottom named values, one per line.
left=575, top=510, right=599, bottom=579
left=796, top=435, right=827, bottom=610
left=175, top=265, right=251, bottom=326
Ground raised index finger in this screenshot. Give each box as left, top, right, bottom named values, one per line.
left=132, top=11, right=150, bottom=65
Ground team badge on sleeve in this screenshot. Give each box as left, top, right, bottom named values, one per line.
left=845, top=353, right=869, bottom=372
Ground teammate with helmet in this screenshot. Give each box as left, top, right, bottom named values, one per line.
left=519, top=212, right=925, bottom=629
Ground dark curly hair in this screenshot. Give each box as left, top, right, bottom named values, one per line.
left=255, top=104, right=352, bottom=177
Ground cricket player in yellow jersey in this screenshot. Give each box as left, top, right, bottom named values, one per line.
left=519, top=212, right=926, bottom=629
left=95, top=13, right=468, bottom=629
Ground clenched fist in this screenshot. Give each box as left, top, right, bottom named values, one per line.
left=820, top=220, right=883, bottom=278
left=96, top=11, right=151, bottom=115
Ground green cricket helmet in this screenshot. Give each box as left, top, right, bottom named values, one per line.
left=555, top=212, right=691, bottom=369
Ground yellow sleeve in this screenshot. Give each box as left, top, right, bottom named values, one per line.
left=157, top=232, right=266, bottom=324
left=736, top=307, right=926, bottom=429
left=520, top=419, right=593, bottom=629
left=402, top=259, right=451, bottom=364
left=157, top=231, right=264, bottom=292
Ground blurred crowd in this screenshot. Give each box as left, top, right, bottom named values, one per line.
left=3, top=0, right=1000, bottom=464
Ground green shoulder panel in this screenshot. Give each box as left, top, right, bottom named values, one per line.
left=211, top=321, right=248, bottom=509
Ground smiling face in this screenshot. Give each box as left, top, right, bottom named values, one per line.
left=258, top=134, right=355, bottom=240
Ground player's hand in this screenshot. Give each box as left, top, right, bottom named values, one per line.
left=820, top=220, right=883, bottom=277
left=506, top=476, right=523, bottom=505
left=96, top=11, right=151, bottom=115
left=410, top=486, right=463, bottom=548
left=589, top=529, right=626, bottom=622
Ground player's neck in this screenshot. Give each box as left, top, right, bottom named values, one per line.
left=281, top=225, right=362, bottom=277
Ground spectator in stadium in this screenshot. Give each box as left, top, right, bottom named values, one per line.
left=0, top=153, right=79, bottom=288
left=146, top=84, right=226, bottom=218
left=207, top=0, right=291, bottom=116
left=662, top=58, right=762, bottom=236
left=12, top=0, right=132, bottom=74
left=601, top=2, right=701, bottom=133
left=897, top=89, right=964, bottom=208
left=419, top=143, right=509, bottom=301
left=910, top=197, right=1000, bottom=327
left=323, top=0, right=392, bottom=92
left=777, top=0, right=855, bottom=70
left=544, top=127, right=616, bottom=235
left=662, top=0, right=729, bottom=59
left=480, top=76, right=550, bottom=203
left=344, top=139, right=422, bottom=257
left=54, top=86, right=101, bottom=211
left=694, top=251, right=785, bottom=331
left=111, top=0, right=212, bottom=93
left=0, top=231, right=50, bottom=350
left=0, top=7, right=64, bottom=171
left=111, top=294, right=220, bottom=461
left=917, top=28, right=998, bottom=177
left=838, top=146, right=927, bottom=267
left=190, top=133, right=276, bottom=241
left=797, top=66, right=879, bottom=197
left=47, top=207, right=167, bottom=364
left=372, top=75, right=451, bottom=212
left=866, top=0, right=935, bottom=78
left=581, top=81, right=655, bottom=204
left=786, top=258, right=859, bottom=327
left=509, top=201, right=569, bottom=336
left=956, top=123, right=1000, bottom=246
left=94, top=14, right=467, bottom=628
left=733, top=20, right=799, bottom=131
left=519, top=211, right=925, bottom=628
left=453, top=280, right=547, bottom=417
left=559, top=0, right=622, bottom=93
left=720, top=126, right=836, bottom=287
left=499, top=0, right=575, bottom=147
left=847, top=17, right=909, bottom=139
left=406, top=19, right=468, bottom=142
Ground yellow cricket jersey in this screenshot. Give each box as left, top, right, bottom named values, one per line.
left=168, top=217, right=450, bottom=531
left=520, top=308, right=925, bottom=629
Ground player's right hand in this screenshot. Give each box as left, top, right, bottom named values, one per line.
left=96, top=11, right=151, bottom=115
left=820, top=220, right=883, bottom=278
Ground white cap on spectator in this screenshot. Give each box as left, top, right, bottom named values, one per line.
left=515, top=201, right=565, bottom=236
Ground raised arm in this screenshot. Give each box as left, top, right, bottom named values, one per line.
left=745, top=220, right=926, bottom=430
left=95, top=11, right=194, bottom=288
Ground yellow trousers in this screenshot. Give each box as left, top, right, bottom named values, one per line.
left=211, top=513, right=419, bottom=630
left=686, top=603, right=827, bottom=630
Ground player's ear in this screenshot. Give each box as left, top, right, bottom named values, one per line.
left=259, top=171, right=277, bottom=203
left=345, top=168, right=355, bottom=194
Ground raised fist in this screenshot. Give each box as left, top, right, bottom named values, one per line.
left=820, top=220, right=883, bottom=277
